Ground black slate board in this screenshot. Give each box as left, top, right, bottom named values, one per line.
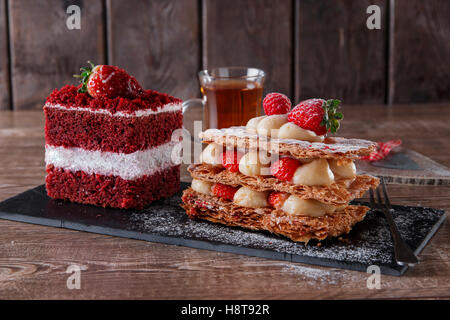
left=0, top=183, right=446, bottom=276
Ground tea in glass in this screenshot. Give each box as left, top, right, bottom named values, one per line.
left=199, top=68, right=265, bottom=129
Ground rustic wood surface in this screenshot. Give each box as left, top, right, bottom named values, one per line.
left=0, top=0, right=9, bottom=110
left=107, top=0, right=200, bottom=101
left=203, top=0, right=293, bottom=97
left=295, top=0, right=387, bottom=104
left=0, top=104, right=449, bottom=299
left=8, top=0, right=105, bottom=110
left=390, top=0, right=450, bottom=104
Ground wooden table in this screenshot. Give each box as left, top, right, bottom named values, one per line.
left=0, top=105, right=449, bottom=299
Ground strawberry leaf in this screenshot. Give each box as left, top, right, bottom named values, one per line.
left=321, top=99, right=343, bottom=134
left=74, top=61, right=96, bottom=93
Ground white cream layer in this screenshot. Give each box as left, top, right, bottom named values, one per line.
left=44, top=102, right=182, bottom=117
left=45, top=141, right=180, bottom=180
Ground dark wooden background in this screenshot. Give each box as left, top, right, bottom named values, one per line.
left=0, top=0, right=449, bottom=110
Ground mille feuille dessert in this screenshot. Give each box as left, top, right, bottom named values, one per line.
left=182, top=93, right=379, bottom=242
left=45, top=62, right=182, bottom=209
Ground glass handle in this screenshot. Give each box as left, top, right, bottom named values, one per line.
left=182, top=98, right=204, bottom=115
left=182, top=98, right=204, bottom=141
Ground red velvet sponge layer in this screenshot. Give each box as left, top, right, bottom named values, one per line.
left=45, top=107, right=182, bottom=154
left=46, top=165, right=180, bottom=209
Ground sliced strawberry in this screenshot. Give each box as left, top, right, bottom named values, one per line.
left=212, top=183, right=239, bottom=201
left=222, top=150, right=244, bottom=172
left=287, top=98, right=343, bottom=135
left=268, top=192, right=289, bottom=209
left=271, top=157, right=300, bottom=181
left=74, top=61, right=143, bottom=99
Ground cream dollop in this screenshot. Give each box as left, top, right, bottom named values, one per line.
left=246, top=115, right=266, bottom=133
left=233, top=187, right=268, bottom=208
left=256, top=115, right=288, bottom=138
left=278, top=122, right=324, bottom=142
left=191, top=179, right=213, bottom=195
left=328, top=159, right=356, bottom=179
left=199, top=143, right=223, bottom=166
left=281, top=195, right=340, bottom=217
left=291, top=159, right=335, bottom=186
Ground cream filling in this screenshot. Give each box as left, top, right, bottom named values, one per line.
left=45, top=141, right=180, bottom=180
left=235, top=151, right=336, bottom=186
left=278, top=122, right=324, bottom=142
left=256, top=114, right=288, bottom=138
left=292, top=159, right=335, bottom=185
left=238, top=151, right=272, bottom=177
left=281, top=195, right=342, bottom=217
left=199, top=182, right=343, bottom=217
left=246, top=115, right=266, bottom=133
left=328, top=159, right=356, bottom=179
left=233, top=187, right=268, bottom=208
left=245, top=115, right=324, bottom=142
left=199, top=143, right=223, bottom=166
left=203, top=147, right=359, bottom=187
left=44, top=102, right=182, bottom=117
left=191, top=179, right=213, bottom=195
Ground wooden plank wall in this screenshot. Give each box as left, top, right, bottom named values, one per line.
left=107, top=0, right=199, bottom=101
left=0, top=0, right=449, bottom=110
left=8, top=0, right=105, bottom=110
left=296, top=0, right=387, bottom=104
left=203, top=0, right=292, bottom=97
left=390, top=0, right=450, bottom=104
left=0, top=0, right=9, bottom=110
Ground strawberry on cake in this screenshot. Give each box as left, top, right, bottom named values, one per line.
left=182, top=93, right=379, bottom=242
left=44, top=62, right=182, bottom=209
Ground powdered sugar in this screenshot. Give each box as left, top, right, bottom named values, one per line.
left=200, top=126, right=375, bottom=156
left=281, top=264, right=340, bottom=284
left=127, top=184, right=446, bottom=273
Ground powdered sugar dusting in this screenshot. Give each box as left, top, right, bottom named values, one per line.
left=200, top=126, right=375, bottom=155
left=127, top=184, right=446, bottom=273
left=280, top=264, right=366, bottom=287
left=281, top=264, right=340, bottom=284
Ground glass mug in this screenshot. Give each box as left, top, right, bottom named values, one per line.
left=183, top=67, right=265, bottom=132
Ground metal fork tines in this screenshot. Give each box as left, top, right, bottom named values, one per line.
left=369, top=177, right=419, bottom=267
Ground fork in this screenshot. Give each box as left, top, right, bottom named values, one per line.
left=369, top=177, right=419, bottom=267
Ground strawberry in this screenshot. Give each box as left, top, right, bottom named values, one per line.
left=287, top=98, right=343, bottom=135
left=212, top=183, right=239, bottom=201
left=268, top=192, right=289, bottom=209
left=74, top=61, right=143, bottom=99
left=222, top=150, right=244, bottom=172
left=263, top=92, right=292, bottom=115
left=271, top=157, right=300, bottom=181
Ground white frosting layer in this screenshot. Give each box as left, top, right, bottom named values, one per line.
left=45, top=141, right=180, bottom=180
left=45, top=102, right=182, bottom=117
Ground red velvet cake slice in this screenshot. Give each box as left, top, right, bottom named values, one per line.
left=44, top=64, right=183, bottom=209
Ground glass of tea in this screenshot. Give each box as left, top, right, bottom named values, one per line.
left=183, top=67, right=265, bottom=130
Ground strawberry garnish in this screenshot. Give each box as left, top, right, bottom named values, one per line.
left=222, top=150, right=244, bottom=172
left=287, top=98, right=343, bottom=135
left=74, top=61, right=143, bottom=99
left=271, top=157, right=300, bottom=181
left=263, top=92, right=292, bottom=115
left=268, top=192, right=289, bottom=209
left=212, top=183, right=239, bottom=201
